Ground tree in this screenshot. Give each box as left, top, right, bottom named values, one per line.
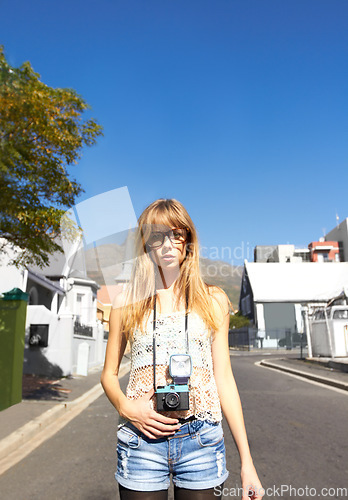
left=0, top=46, right=103, bottom=267
left=229, top=311, right=250, bottom=330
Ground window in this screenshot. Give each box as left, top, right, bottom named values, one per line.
left=333, top=309, right=348, bottom=320
left=28, top=286, right=39, bottom=305
left=76, top=293, right=83, bottom=323
left=314, top=310, right=325, bottom=320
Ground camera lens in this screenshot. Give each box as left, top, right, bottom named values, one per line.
left=165, top=392, right=180, bottom=409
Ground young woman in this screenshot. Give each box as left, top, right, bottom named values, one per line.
left=101, top=199, right=263, bottom=500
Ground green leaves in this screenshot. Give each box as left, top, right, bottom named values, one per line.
left=0, top=46, right=103, bottom=267
left=229, top=311, right=250, bottom=329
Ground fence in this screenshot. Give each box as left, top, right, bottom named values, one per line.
left=228, top=327, right=257, bottom=350
left=74, top=321, right=93, bottom=337
left=229, top=327, right=307, bottom=351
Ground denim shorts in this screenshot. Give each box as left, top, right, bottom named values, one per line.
left=115, top=419, right=229, bottom=491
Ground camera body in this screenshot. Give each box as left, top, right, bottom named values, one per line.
left=156, top=383, right=190, bottom=411
left=155, top=354, right=192, bottom=412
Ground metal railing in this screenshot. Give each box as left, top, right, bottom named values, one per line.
left=74, top=321, right=93, bottom=337
left=229, top=327, right=307, bottom=351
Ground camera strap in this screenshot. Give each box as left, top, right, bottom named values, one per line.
left=152, top=293, right=189, bottom=391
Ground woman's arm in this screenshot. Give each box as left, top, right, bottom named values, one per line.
left=100, top=300, right=130, bottom=416
left=100, top=296, right=180, bottom=439
left=211, top=288, right=264, bottom=500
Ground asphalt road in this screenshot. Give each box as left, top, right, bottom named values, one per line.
left=1, top=354, right=347, bottom=500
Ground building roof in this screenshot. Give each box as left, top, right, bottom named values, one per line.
left=27, top=269, right=65, bottom=295
left=244, top=261, right=348, bottom=302
left=68, top=276, right=100, bottom=290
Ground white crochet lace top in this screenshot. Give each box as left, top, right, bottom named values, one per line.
left=125, top=310, right=222, bottom=422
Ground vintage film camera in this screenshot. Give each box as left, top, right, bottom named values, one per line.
left=156, top=354, right=192, bottom=411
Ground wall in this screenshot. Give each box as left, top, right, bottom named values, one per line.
left=239, top=269, right=254, bottom=321
left=325, top=219, right=348, bottom=262
left=254, top=246, right=276, bottom=262
left=275, top=245, right=295, bottom=263
left=72, top=322, right=106, bottom=373
left=24, top=306, right=106, bottom=376
left=263, top=302, right=297, bottom=333
left=27, top=278, right=54, bottom=310
left=24, top=306, right=74, bottom=377
left=0, top=265, right=24, bottom=295
left=66, top=283, right=94, bottom=325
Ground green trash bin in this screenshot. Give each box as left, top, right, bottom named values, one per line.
left=0, top=288, right=29, bottom=411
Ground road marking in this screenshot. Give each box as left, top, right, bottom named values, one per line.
left=255, top=360, right=348, bottom=396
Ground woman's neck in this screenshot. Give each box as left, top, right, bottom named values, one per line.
left=156, top=267, right=180, bottom=290
left=155, top=276, right=186, bottom=314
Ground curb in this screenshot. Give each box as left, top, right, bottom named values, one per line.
left=259, top=359, right=348, bottom=392
left=0, top=383, right=103, bottom=462
left=0, top=401, right=67, bottom=461
left=304, top=357, right=348, bottom=373
left=0, top=360, right=131, bottom=470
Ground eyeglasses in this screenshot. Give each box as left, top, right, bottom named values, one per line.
left=146, top=228, right=189, bottom=249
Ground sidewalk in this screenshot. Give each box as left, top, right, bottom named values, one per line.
left=259, top=356, right=348, bottom=392
left=0, top=355, right=131, bottom=471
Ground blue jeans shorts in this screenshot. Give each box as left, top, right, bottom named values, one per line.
left=115, top=419, right=229, bottom=491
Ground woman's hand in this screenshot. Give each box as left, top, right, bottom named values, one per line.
left=120, top=388, right=181, bottom=439
left=241, top=462, right=264, bottom=500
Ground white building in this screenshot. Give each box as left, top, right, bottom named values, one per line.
left=0, top=239, right=105, bottom=377
left=254, top=244, right=310, bottom=263
left=239, top=261, right=348, bottom=348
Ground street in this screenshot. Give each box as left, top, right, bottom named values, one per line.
left=1, top=354, right=347, bottom=499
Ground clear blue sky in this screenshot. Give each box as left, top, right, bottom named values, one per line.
left=1, top=0, right=348, bottom=265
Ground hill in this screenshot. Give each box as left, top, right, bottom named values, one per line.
left=199, top=257, right=243, bottom=310
left=84, top=242, right=243, bottom=310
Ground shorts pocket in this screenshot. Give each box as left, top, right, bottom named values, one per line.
left=197, top=422, right=223, bottom=447
left=117, top=425, right=141, bottom=449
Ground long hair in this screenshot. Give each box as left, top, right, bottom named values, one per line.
left=120, top=199, right=224, bottom=336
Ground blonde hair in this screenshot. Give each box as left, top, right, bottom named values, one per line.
left=120, top=198, right=224, bottom=336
